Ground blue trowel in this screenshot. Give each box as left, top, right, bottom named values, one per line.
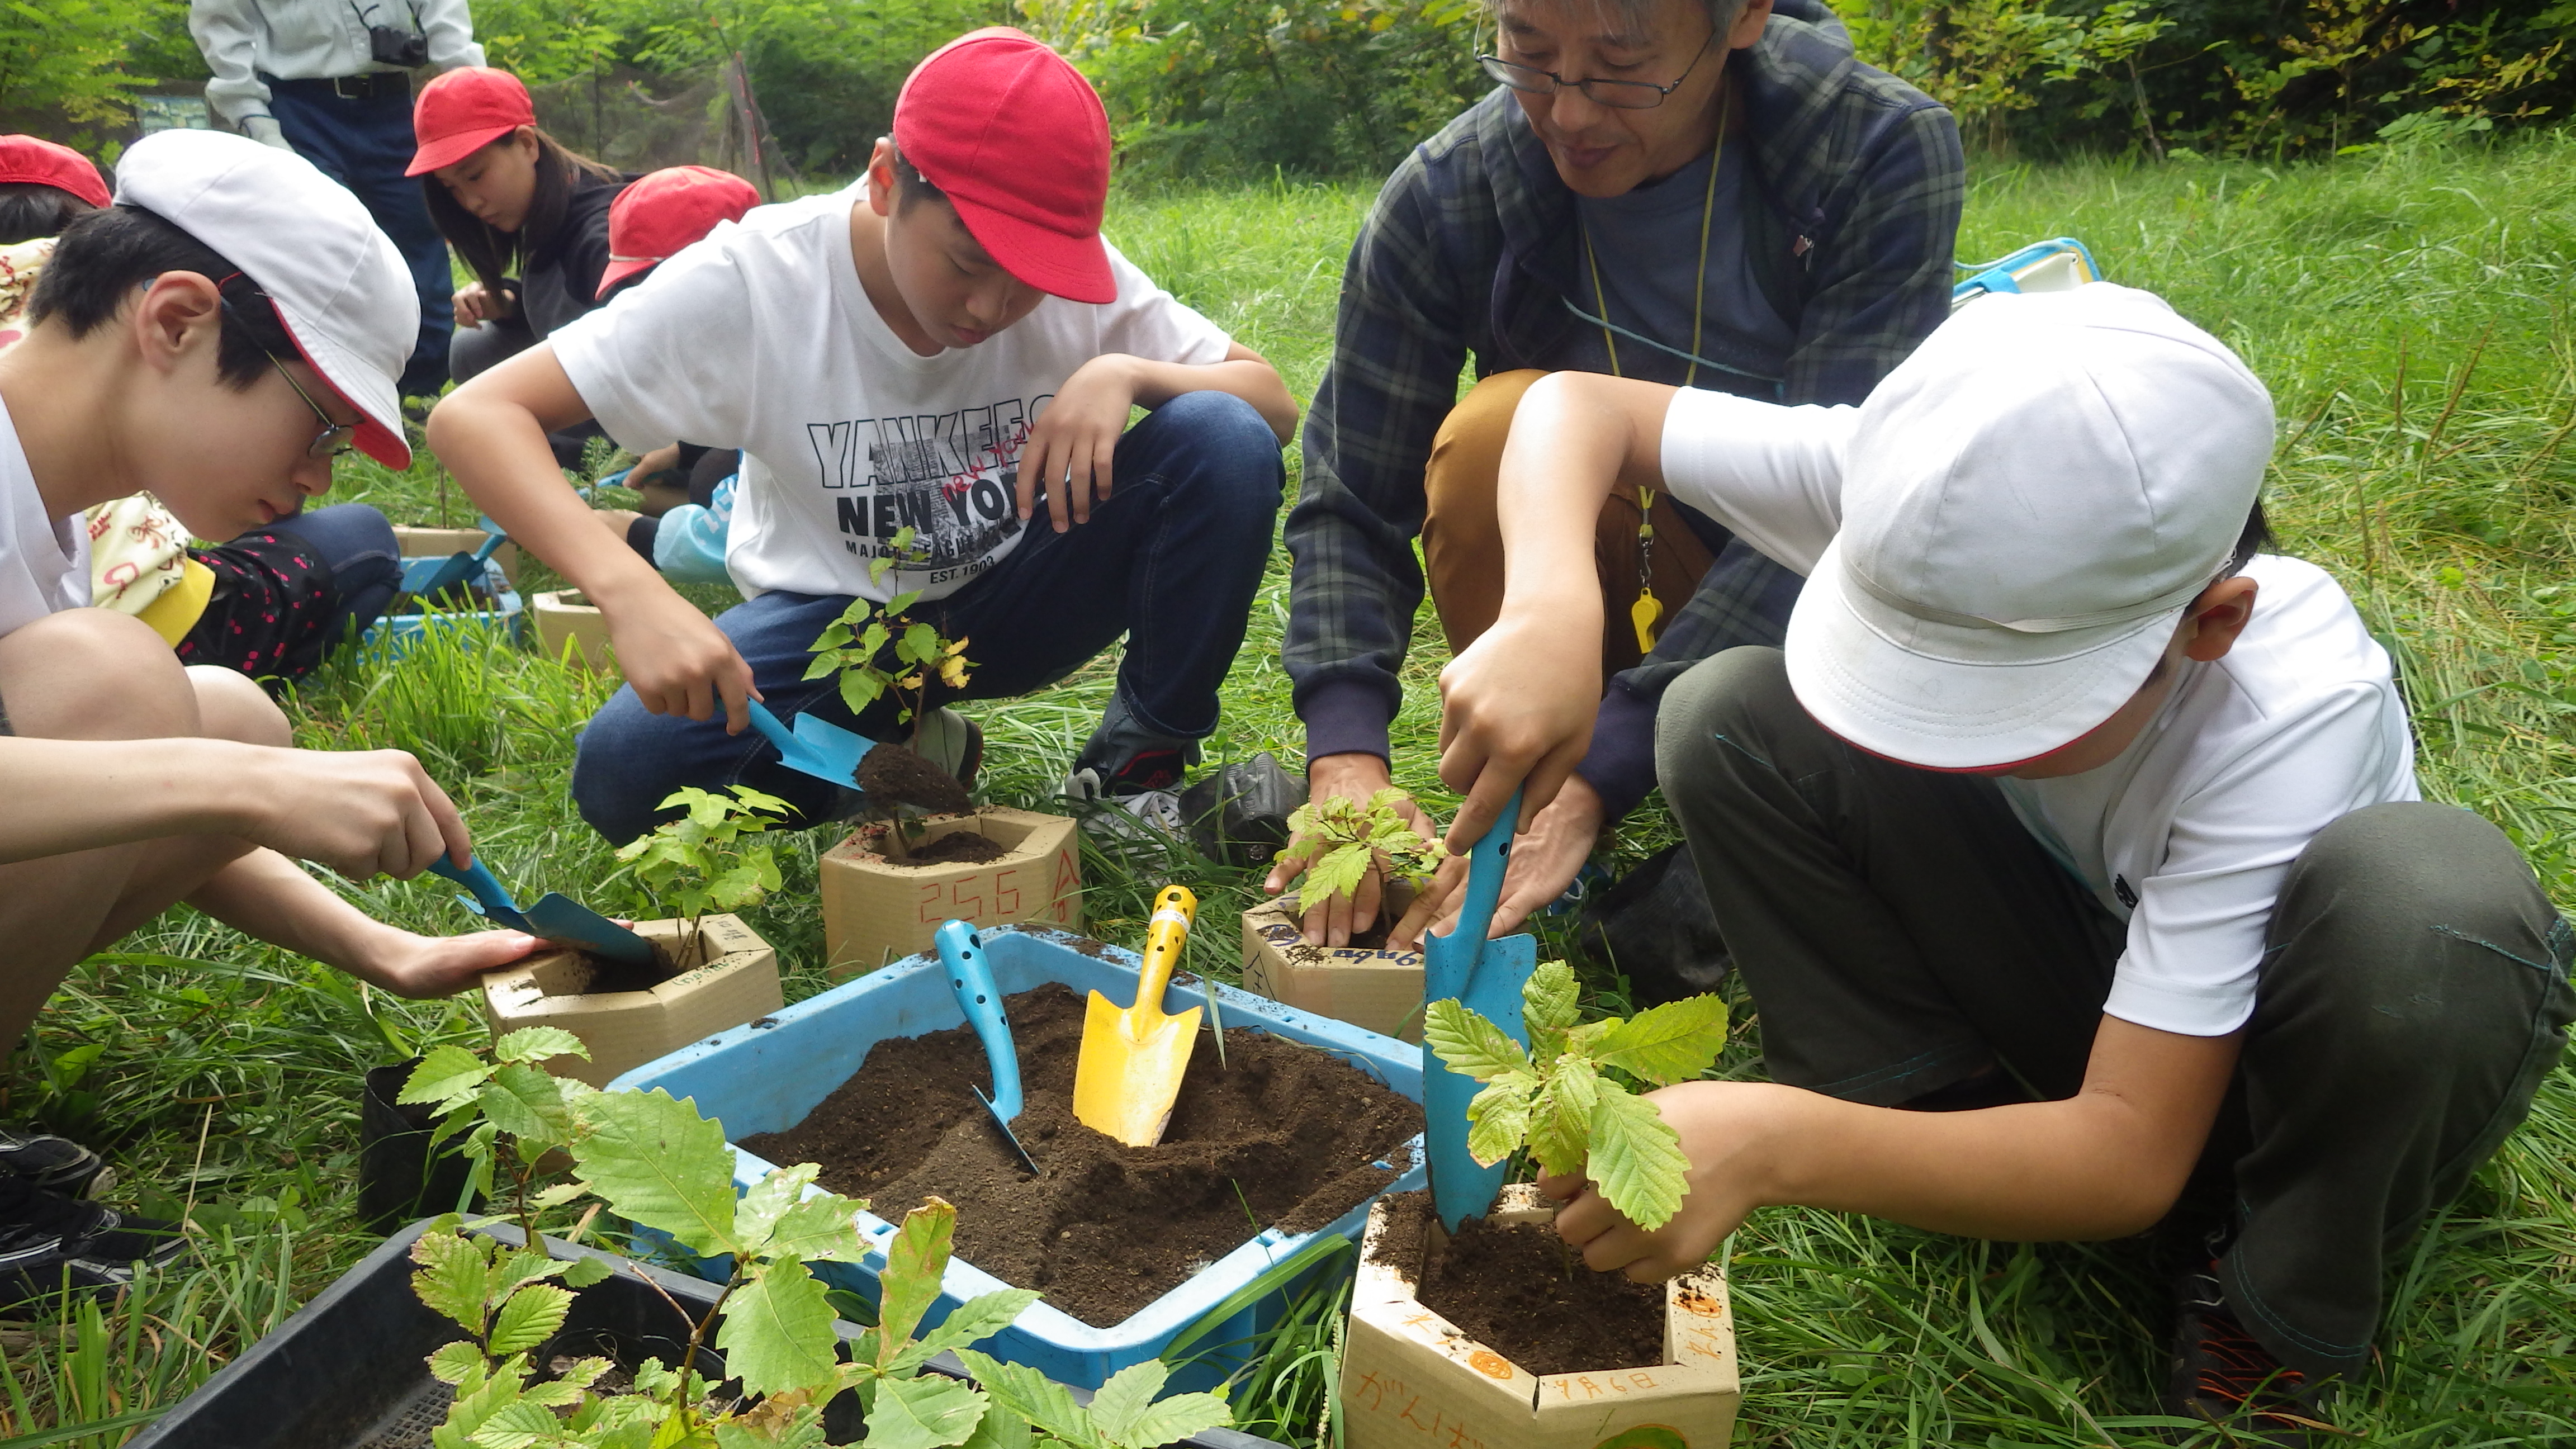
left=938, top=920, right=1039, bottom=1175
left=425, top=855, right=659, bottom=970
left=1421, top=788, right=1538, bottom=1232
left=744, top=699, right=880, bottom=790
left=401, top=519, right=507, bottom=599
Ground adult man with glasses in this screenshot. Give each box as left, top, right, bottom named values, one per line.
left=1271, top=0, right=1964, bottom=969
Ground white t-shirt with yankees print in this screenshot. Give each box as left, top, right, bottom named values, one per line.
left=552, top=178, right=1233, bottom=603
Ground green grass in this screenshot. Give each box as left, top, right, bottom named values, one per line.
left=10, top=134, right=2576, bottom=1444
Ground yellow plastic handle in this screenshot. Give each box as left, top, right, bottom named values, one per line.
left=1133, top=885, right=1198, bottom=1030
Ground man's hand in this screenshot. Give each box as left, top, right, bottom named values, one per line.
left=345, top=926, right=544, bottom=999
left=1392, top=774, right=1605, bottom=947
left=1017, top=354, right=1140, bottom=532
left=603, top=585, right=759, bottom=732
left=452, top=280, right=516, bottom=328
left=1542, top=1081, right=1801, bottom=1282
left=243, top=116, right=295, bottom=153
left=240, top=745, right=472, bottom=880
left=1263, top=752, right=1439, bottom=946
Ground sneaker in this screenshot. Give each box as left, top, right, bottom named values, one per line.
left=0, top=1129, right=112, bottom=1200
left=1063, top=767, right=1187, bottom=849
left=0, top=1176, right=186, bottom=1312
left=2165, top=1232, right=2331, bottom=1447
left=912, top=707, right=984, bottom=792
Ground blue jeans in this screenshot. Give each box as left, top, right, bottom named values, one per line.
left=571, top=390, right=1285, bottom=844
left=267, top=78, right=453, bottom=396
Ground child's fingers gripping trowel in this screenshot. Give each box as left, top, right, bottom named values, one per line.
left=743, top=699, right=880, bottom=790
left=937, top=920, right=1039, bottom=1175
left=401, top=523, right=508, bottom=598
left=1073, top=886, right=1201, bottom=1148
left=424, top=856, right=658, bottom=969
left=1422, top=787, right=1538, bottom=1233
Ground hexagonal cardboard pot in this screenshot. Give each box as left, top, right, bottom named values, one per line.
left=1240, top=882, right=1424, bottom=1042
left=820, top=806, right=1081, bottom=976
left=1341, top=1185, right=1740, bottom=1449
left=479, top=913, right=781, bottom=1088
left=391, top=526, right=522, bottom=587
left=532, top=589, right=614, bottom=671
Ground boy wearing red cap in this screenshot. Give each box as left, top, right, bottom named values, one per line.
left=434, top=29, right=1300, bottom=845
left=0, top=130, right=538, bottom=1299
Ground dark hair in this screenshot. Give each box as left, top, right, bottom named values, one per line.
left=23, top=203, right=296, bottom=389
left=891, top=150, right=946, bottom=214
left=421, top=126, right=621, bottom=296
left=2227, top=500, right=2272, bottom=576
left=0, top=182, right=98, bottom=245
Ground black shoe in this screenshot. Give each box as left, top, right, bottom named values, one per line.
left=2165, top=1233, right=2331, bottom=1447
left=0, top=1128, right=112, bottom=1200
left=0, top=1176, right=187, bottom=1312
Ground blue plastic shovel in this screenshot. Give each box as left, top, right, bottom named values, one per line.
left=937, top=920, right=1039, bottom=1174
left=743, top=699, right=880, bottom=790
left=425, top=855, right=659, bottom=970
left=401, top=525, right=506, bottom=598
left=1420, top=787, right=1538, bottom=1232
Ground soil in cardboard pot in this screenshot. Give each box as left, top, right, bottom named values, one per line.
left=904, top=831, right=1010, bottom=865
left=552, top=940, right=686, bottom=997
left=1385, top=1190, right=1666, bottom=1377
left=740, top=982, right=1423, bottom=1328
left=859, top=742, right=970, bottom=813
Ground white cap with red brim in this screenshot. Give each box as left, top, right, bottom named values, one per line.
left=1784, top=283, right=2276, bottom=771
left=113, top=130, right=415, bottom=470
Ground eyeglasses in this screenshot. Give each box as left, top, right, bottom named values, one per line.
left=215, top=285, right=356, bottom=460
left=1478, top=29, right=1717, bottom=110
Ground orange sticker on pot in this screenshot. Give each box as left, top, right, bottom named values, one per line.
left=1467, top=1349, right=1514, bottom=1380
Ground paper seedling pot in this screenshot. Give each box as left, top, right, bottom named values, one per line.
left=1239, top=882, right=1424, bottom=1043
left=391, top=525, right=523, bottom=586
left=532, top=589, right=615, bottom=671
left=820, top=806, right=1081, bottom=976
left=1341, top=1185, right=1740, bottom=1449
left=479, top=913, right=781, bottom=1088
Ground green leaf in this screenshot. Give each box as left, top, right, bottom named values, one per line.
left=411, top=1229, right=494, bottom=1332
left=1463, top=1072, right=1538, bottom=1168
left=1090, top=1362, right=1228, bottom=1449
left=733, top=1163, right=821, bottom=1259
left=1588, top=1081, right=1690, bottom=1231
left=907, top=1287, right=1041, bottom=1365
left=901, top=621, right=942, bottom=666
left=956, top=1400, right=1031, bottom=1449
left=402, top=1045, right=495, bottom=1111
left=561, top=1256, right=613, bottom=1289
left=427, top=1339, right=487, bottom=1386
left=464, top=1397, right=562, bottom=1449
left=841, top=670, right=890, bottom=715
left=1422, top=1001, right=1531, bottom=1083
left=488, top=1282, right=575, bottom=1357
left=877, top=1198, right=956, bottom=1367
left=718, top=1258, right=845, bottom=1398
left=1520, top=960, right=1581, bottom=1058
left=1293, top=841, right=1375, bottom=912
left=494, top=1026, right=591, bottom=1067
left=1590, top=995, right=1730, bottom=1086
left=572, top=1088, right=742, bottom=1258
left=954, top=1350, right=1096, bottom=1448
left=860, top=1374, right=989, bottom=1449
left=1526, top=1054, right=1598, bottom=1180
left=886, top=590, right=924, bottom=615
left=765, top=1192, right=869, bottom=1264
left=479, top=1063, right=577, bottom=1150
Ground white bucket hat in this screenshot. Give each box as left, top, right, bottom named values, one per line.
left=1785, top=283, right=2276, bottom=770
left=113, top=129, right=415, bottom=469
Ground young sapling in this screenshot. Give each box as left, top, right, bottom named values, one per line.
left=1424, top=961, right=1729, bottom=1231
left=1281, top=789, right=1448, bottom=917
left=807, top=577, right=980, bottom=848
left=614, top=784, right=790, bottom=968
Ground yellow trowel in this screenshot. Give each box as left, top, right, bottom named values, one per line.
left=1073, top=885, right=1201, bottom=1147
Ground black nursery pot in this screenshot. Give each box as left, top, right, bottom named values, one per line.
left=356, top=1058, right=478, bottom=1233
left=128, top=1221, right=1293, bottom=1449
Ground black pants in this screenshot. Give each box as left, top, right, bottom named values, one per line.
left=1656, top=646, right=2575, bottom=1380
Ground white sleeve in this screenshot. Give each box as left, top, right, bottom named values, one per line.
left=1657, top=387, right=1858, bottom=576
left=420, top=0, right=486, bottom=70
left=551, top=242, right=756, bottom=455
left=1092, top=243, right=1231, bottom=366
left=191, top=0, right=272, bottom=123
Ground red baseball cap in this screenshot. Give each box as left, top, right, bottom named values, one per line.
left=406, top=68, right=535, bottom=177
left=0, top=134, right=110, bottom=210
left=892, top=29, right=1113, bottom=305
left=598, top=165, right=761, bottom=299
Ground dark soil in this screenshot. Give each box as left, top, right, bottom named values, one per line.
left=904, top=831, right=1010, bottom=866
left=859, top=742, right=970, bottom=813
left=740, top=983, right=1422, bottom=1329
left=1399, top=1191, right=1666, bottom=1377
left=556, top=939, right=684, bottom=996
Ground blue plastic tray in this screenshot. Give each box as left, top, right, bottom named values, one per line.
left=366, top=557, right=523, bottom=656
left=613, top=925, right=1427, bottom=1390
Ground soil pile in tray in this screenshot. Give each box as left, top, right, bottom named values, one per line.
left=1396, top=1191, right=1666, bottom=1377
left=859, top=742, right=971, bottom=813
left=905, top=832, right=1010, bottom=865
left=740, top=982, right=1423, bottom=1328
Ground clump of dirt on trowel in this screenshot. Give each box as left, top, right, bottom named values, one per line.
left=859, top=742, right=1001, bottom=865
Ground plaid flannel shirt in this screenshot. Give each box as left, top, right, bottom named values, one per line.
left=1285, top=0, right=1965, bottom=817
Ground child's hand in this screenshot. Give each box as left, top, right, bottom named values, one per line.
left=1541, top=1081, right=1796, bottom=1282
left=605, top=587, right=761, bottom=732
left=1434, top=607, right=1603, bottom=856
left=351, top=926, right=543, bottom=998
left=1018, top=355, right=1140, bottom=532
left=453, top=281, right=515, bottom=328
left=246, top=745, right=473, bottom=880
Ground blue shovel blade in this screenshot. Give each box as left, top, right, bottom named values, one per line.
left=522, top=893, right=657, bottom=969
left=1421, top=787, right=1536, bottom=1232
left=744, top=700, right=877, bottom=789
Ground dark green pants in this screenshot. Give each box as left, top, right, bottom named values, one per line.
left=1656, top=647, right=2575, bottom=1381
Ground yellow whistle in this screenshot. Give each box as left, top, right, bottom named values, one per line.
left=1631, top=588, right=1662, bottom=654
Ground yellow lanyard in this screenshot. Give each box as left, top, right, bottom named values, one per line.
left=1581, top=94, right=1727, bottom=654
